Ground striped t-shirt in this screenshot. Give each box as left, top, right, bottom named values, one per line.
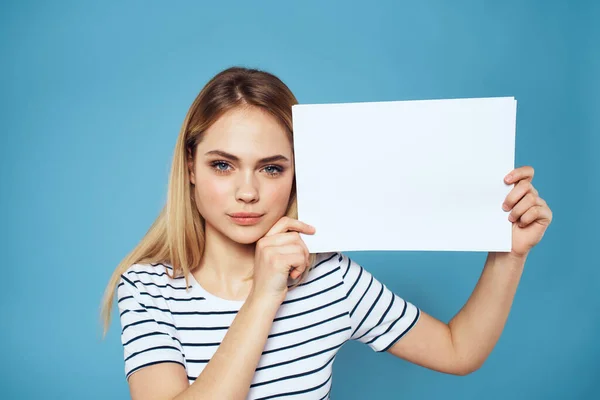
left=117, top=252, right=421, bottom=399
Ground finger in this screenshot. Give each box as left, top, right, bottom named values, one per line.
left=290, top=268, right=304, bottom=280
left=508, top=192, right=541, bottom=222
left=278, top=240, right=310, bottom=270
left=274, top=239, right=310, bottom=280
left=296, top=235, right=311, bottom=267
left=282, top=253, right=309, bottom=275
left=517, top=204, right=552, bottom=227
left=262, top=248, right=307, bottom=274
left=264, top=243, right=306, bottom=257
left=285, top=234, right=310, bottom=269
left=504, top=165, right=535, bottom=185
left=260, top=232, right=304, bottom=247
left=289, top=254, right=310, bottom=279
left=266, top=217, right=316, bottom=237
left=260, top=232, right=311, bottom=266
left=503, top=180, right=536, bottom=211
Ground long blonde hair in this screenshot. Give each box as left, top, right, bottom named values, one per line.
left=99, top=66, right=317, bottom=338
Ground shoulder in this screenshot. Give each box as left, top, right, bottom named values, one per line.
left=122, top=262, right=174, bottom=281
left=309, top=251, right=361, bottom=273
left=118, top=262, right=190, bottom=298
left=312, top=252, right=342, bottom=269
left=317, top=252, right=382, bottom=298
left=303, top=251, right=363, bottom=287
left=310, top=251, right=361, bottom=278
left=305, top=252, right=342, bottom=280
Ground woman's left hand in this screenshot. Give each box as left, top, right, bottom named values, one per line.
left=502, top=166, right=553, bottom=258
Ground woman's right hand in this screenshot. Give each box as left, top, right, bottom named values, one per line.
left=251, top=217, right=316, bottom=304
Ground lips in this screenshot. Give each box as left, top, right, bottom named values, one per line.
left=229, top=212, right=264, bottom=218
left=228, top=212, right=264, bottom=226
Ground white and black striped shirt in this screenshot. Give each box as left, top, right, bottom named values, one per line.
left=117, top=252, right=421, bottom=399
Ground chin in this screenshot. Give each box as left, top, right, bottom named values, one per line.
left=229, top=233, right=264, bottom=244
left=226, top=227, right=268, bottom=245
left=204, top=214, right=283, bottom=245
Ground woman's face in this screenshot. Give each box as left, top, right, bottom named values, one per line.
left=189, top=106, right=295, bottom=245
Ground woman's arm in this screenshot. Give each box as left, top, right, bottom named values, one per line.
left=387, top=252, right=526, bottom=375
left=127, top=217, right=315, bottom=400
left=127, top=291, right=281, bottom=400
left=387, top=166, right=552, bottom=375
left=175, top=292, right=281, bottom=400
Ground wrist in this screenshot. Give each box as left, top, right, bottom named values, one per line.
left=506, top=251, right=528, bottom=264
left=247, top=289, right=285, bottom=313
left=490, top=251, right=528, bottom=270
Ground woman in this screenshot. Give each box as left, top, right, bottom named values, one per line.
left=100, top=66, right=553, bottom=400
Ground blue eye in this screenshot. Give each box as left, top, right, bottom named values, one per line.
left=211, top=161, right=232, bottom=174
left=263, top=165, right=283, bottom=176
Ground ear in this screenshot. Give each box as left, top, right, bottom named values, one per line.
left=187, top=149, right=196, bottom=185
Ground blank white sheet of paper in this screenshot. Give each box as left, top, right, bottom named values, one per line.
left=292, top=97, right=517, bottom=253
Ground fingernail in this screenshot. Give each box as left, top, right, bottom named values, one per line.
left=505, top=174, right=512, bottom=183
left=502, top=203, right=509, bottom=211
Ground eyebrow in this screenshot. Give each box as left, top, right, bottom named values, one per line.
left=204, top=150, right=290, bottom=164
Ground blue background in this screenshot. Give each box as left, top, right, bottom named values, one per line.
left=1, top=0, right=598, bottom=398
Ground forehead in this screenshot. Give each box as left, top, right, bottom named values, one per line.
left=199, top=107, right=292, bottom=158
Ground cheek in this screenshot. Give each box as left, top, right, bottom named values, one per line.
left=263, top=179, right=293, bottom=208
left=194, top=175, right=230, bottom=208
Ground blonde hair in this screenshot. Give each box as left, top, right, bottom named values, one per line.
left=99, top=66, right=317, bottom=338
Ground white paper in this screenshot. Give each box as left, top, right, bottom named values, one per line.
left=292, top=97, right=516, bottom=253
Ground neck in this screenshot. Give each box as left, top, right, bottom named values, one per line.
left=194, top=222, right=255, bottom=300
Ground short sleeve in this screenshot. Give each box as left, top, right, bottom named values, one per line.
left=117, top=271, right=186, bottom=380
left=339, top=253, right=421, bottom=352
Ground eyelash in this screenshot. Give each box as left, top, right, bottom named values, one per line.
left=210, top=161, right=284, bottom=177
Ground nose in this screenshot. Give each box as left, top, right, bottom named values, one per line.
left=235, top=170, right=259, bottom=204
